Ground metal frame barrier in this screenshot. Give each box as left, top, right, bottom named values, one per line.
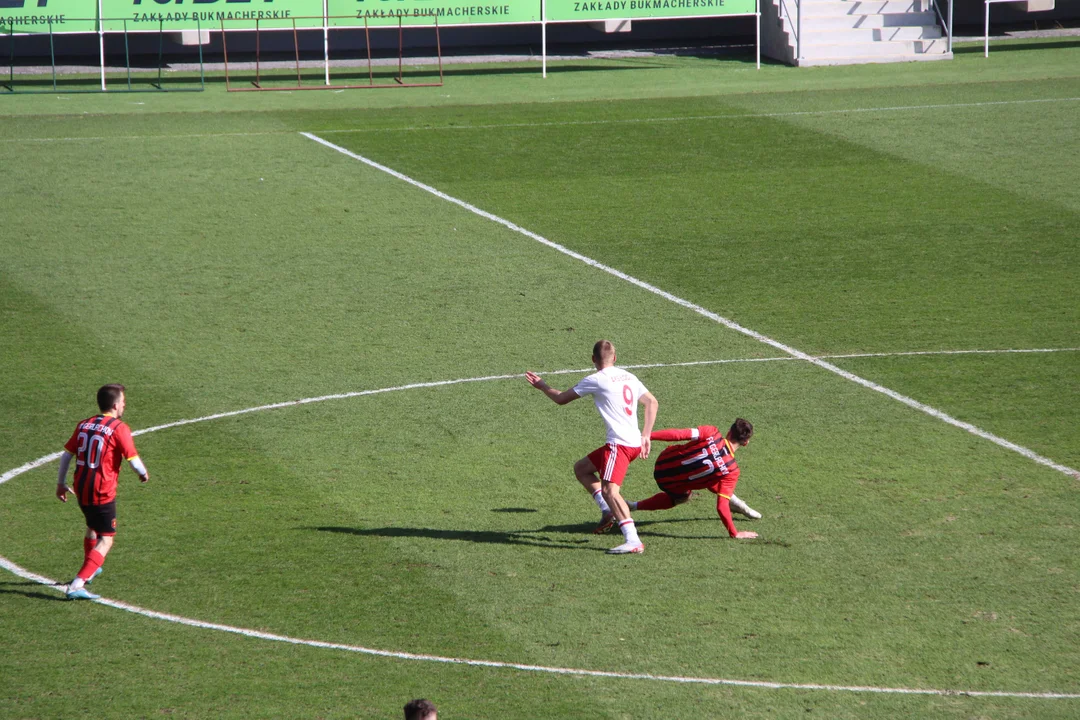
left=1, top=16, right=205, bottom=93
left=220, top=15, right=443, bottom=91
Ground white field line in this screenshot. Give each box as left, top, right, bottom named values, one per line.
left=0, top=555, right=1076, bottom=700
left=3, top=347, right=1077, bottom=489
left=2, top=350, right=1079, bottom=699
left=302, top=132, right=1080, bottom=480
left=4, top=96, right=1079, bottom=144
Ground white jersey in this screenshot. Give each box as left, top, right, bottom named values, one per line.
left=573, top=366, right=649, bottom=447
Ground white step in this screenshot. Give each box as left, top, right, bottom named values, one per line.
left=797, top=0, right=928, bottom=13
left=798, top=25, right=942, bottom=41
left=795, top=11, right=937, bottom=29
left=797, top=37, right=949, bottom=57
left=797, top=52, right=952, bottom=65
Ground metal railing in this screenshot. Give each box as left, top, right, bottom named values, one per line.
left=929, top=0, right=953, bottom=53
left=777, top=0, right=801, bottom=62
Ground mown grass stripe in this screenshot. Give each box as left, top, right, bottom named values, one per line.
left=1, top=553, right=1077, bottom=699
left=300, top=131, right=1080, bottom=480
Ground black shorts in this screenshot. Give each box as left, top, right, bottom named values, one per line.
left=79, top=501, right=117, bottom=536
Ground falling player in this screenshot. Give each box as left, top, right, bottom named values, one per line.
left=56, top=384, right=150, bottom=599
left=628, top=418, right=760, bottom=539
left=526, top=340, right=658, bottom=554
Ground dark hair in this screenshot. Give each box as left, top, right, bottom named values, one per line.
left=404, top=699, right=437, bottom=720
left=97, top=384, right=126, bottom=413
left=592, top=339, right=615, bottom=364
left=728, top=418, right=754, bottom=445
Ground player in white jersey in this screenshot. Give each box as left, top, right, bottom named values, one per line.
left=526, top=340, right=658, bottom=554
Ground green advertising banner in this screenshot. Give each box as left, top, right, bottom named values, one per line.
left=0, top=0, right=98, bottom=34
left=0, top=0, right=329, bottom=33
left=545, top=0, right=753, bottom=21
left=101, top=0, right=326, bottom=31
left=3, top=0, right=748, bottom=34
left=327, top=0, right=537, bottom=27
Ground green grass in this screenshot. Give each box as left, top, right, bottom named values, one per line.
left=1, top=39, right=1079, bottom=719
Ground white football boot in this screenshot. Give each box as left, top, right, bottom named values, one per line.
left=729, top=494, right=762, bottom=519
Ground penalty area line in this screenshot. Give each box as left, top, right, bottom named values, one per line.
left=300, top=131, right=1080, bottom=481
left=0, top=554, right=1076, bottom=700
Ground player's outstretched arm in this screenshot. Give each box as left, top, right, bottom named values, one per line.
left=650, top=427, right=695, bottom=442
left=525, top=372, right=580, bottom=405
left=56, top=450, right=74, bottom=502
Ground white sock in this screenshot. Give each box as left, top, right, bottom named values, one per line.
left=729, top=494, right=748, bottom=511
left=592, top=490, right=611, bottom=514
left=69, top=577, right=85, bottom=591
left=619, top=519, right=640, bottom=545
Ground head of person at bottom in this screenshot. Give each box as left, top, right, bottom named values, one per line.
left=404, top=698, right=437, bottom=720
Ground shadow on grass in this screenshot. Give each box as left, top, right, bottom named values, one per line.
left=0, top=580, right=68, bottom=602
left=954, top=39, right=1080, bottom=54
left=310, top=514, right=780, bottom=551
left=310, top=524, right=603, bottom=551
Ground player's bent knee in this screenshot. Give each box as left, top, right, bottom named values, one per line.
left=670, top=492, right=692, bottom=505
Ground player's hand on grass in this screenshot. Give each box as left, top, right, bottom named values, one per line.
left=525, top=371, right=545, bottom=388
left=735, top=531, right=758, bottom=540
left=140, top=472, right=149, bottom=483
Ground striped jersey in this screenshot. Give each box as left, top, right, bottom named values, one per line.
left=63, top=415, right=139, bottom=506
left=652, top=425, right=740, bottom=488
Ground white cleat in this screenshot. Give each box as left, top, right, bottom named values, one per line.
left=607, top=542, right=644, bottom=555
left=729, top=495, right=762, bottom=520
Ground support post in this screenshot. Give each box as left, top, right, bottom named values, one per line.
left=254, top=18, right=261, bottom=88
left=125, top=19, right=133, bottom=90
left=7, top=24, right=14, bottom=92
left=293, top=18, right=302, bottom=87
left=541, top=0, right=547, bottom=78
left=365, top=17, right=373, bottom=85
left=796, top=0, right=802, bottom=63
left=323, top=0, right=330, bottom=85
left=396, top=16, right=403, bottom=85
left=154, top=17, right=165, bottom=89
left=755, top=0, right=760, bottom=69
left=435, top=17, right=442, bottom=83
left=49, top=21, right=57, bottom=90
left=197, top=16, right=205, bottom=89
left=98, top=0, right=106, bottom=90
left=947, top=0, right=953, bottom=52
left=221, top=17, right=232, bottom=90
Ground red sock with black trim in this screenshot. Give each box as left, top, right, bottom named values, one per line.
left=635, top=492, right=675, bottom=511
left=83, top=537, right=96, bottom=559
left=76, top=550, right=105, bottom=582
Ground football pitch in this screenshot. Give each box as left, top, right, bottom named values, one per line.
left=1, top=38, right=1079, bottom=719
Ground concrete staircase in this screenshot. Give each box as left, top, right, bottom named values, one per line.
left=761, top=0, right=953, bottom=66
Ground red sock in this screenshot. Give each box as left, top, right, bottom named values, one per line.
left=77, top=550, right=105, bottom=581
left=84, top=537, right=96, bottom=558
left=636, top=492, right=676, bottom=511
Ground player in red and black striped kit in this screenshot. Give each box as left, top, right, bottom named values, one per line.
left=56, top=384, right=150, bottom=599
left=628, top=419, right=760, bottom=540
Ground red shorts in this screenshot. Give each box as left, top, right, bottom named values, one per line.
left=658, top=472, right=738, bottom=498
left=587, top=443, right=642, bottom=486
